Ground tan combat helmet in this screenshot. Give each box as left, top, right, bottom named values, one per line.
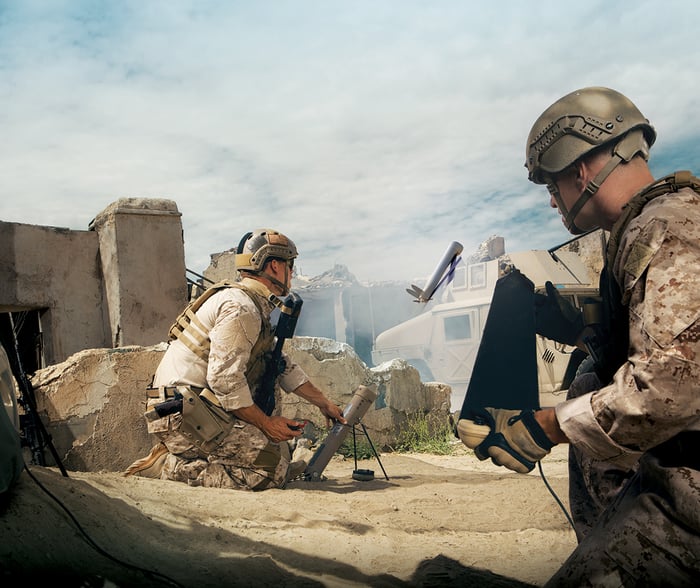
left=526, top=86, right=656, bottom=184
left=525, top=87, right=656, bottom=234
left=235, top=228, right=298, bottom=272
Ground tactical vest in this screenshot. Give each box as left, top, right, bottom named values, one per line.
left=168, top=280, right=275, bottom=393
left=594, top=171, right=700, bottom=383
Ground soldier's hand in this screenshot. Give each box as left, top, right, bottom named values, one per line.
left=262, top=416, right=304, bottom=443
left=534, top=281, right=584, bottom=345
left=319, top=400, right=346, bottom=428
left=459, top=408, right=555, bottom=474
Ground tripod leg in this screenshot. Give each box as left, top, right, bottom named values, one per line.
left=360, top=423, right=389, bottom=480
left=352, top=425, right=358, bottom=471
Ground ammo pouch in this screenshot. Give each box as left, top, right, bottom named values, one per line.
left=178, top=388, right=233, bottom=456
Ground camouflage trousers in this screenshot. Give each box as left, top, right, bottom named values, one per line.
left=565, top=370, right=637, bottom=542
left=547, top=441, right=700, bottom=587
left=550, top=367, right=700, bottom=585
left=155, top=420, right=292, bottom=491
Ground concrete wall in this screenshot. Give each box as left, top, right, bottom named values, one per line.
left=89, top=198, right=188, bottom=348
left=0, top=221, right=106, bottom=365
left=0, top=198, right=189, bottom=366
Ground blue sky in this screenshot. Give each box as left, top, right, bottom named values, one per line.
left=1, top=1, right=699, bottom=282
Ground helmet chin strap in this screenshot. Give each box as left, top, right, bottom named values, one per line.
left=560, top=129, right=648, bottom=235
left=554, top=190, right=588, bottom=235
left=262, top=264, right=290, bottom=297
left=560, top=183, right=600, bottom=235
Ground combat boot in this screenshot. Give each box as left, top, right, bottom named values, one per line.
left=123, top=442, right=169, bottom=478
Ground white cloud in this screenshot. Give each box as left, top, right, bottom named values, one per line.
left=1, top=1, right=699, bottom=282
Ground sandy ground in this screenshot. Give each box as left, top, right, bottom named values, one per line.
left=1, top=444, right=577, bottom=588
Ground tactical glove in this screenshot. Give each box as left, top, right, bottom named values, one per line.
left=458, top=408, right=554, bottom=474
left=534, top=281, right=584, bottom=346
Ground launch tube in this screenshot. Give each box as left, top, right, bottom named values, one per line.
left=303, top=385, right=377, bottom=480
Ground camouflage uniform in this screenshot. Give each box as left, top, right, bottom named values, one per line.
left=548, top=183, right=700, bottom=585
left=147, top=277, right=307, bottom=490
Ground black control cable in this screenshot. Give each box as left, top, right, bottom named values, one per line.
left=22, top=463, right=185, bottom=588
left=537, top=461, right=576, bottom=532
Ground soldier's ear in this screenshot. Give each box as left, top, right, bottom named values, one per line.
left=264, top=259, right=279, bottom=274
left=573, top=160, right=588, bottom=191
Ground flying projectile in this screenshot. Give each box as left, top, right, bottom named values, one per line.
left=406, top=241, right=463, bottom=303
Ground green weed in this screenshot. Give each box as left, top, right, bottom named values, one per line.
left=394, top=411, right=455, bottom=455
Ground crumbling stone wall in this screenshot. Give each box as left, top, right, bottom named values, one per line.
left=30, top=337, right=451, bottom=473
left=280, top=337, right=451, bottom=449
left=30, top=344, right=165, bottom=472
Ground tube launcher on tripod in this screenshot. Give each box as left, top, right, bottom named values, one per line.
left=303, top=385, right=377, bottom=480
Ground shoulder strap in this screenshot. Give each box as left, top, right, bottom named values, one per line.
left=168, top=280, right=265, bottom=361
left=606, top=171, right=700, bottom=269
